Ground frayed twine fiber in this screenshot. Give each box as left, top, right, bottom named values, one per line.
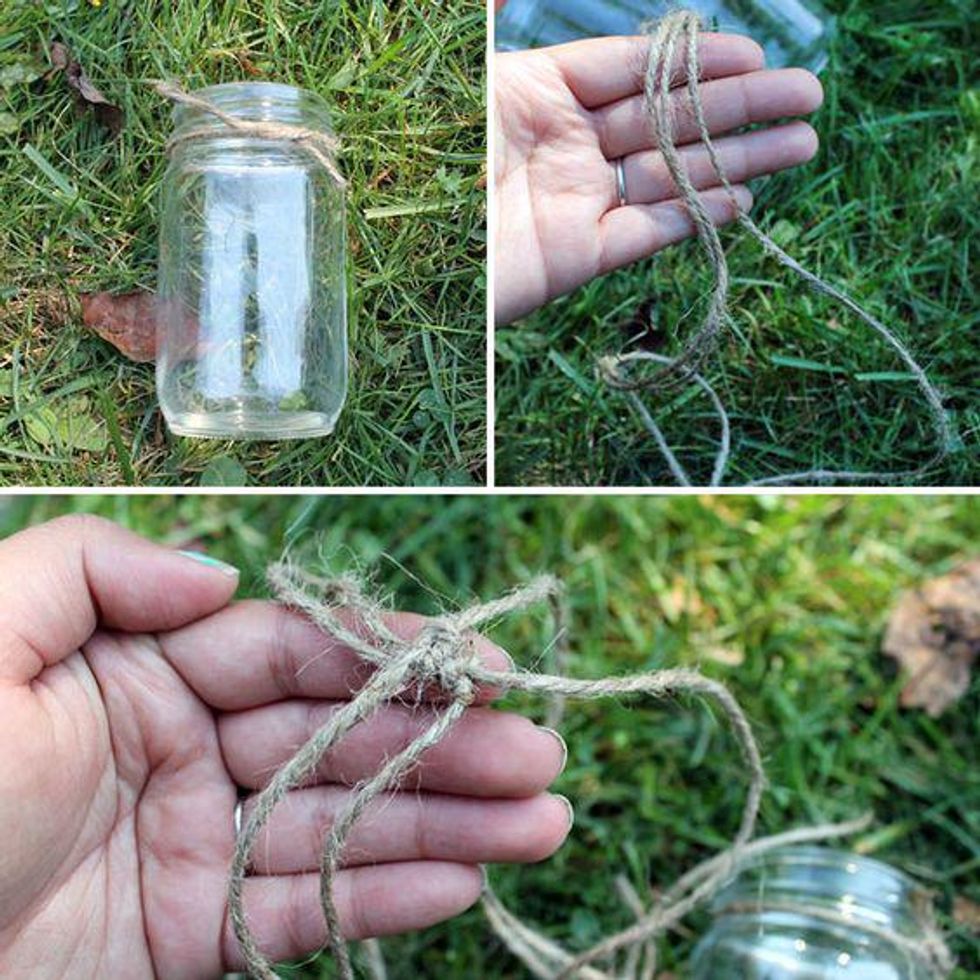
left=151, top=80, right=345, bottom=187
left=226, top=564, right=953, bottom=979
left=598, top=10, right=956, bottom=487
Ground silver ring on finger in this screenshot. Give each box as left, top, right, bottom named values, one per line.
left=615, top=157, right=628, bottom=208
left=233, top=797, right=244, bottom=837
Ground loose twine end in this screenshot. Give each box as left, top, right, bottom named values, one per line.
left=150, top=78, right=345, bottom=187
left=600, top=10, right=955, bottom=487
left=222, top=564, right=955, bottom=980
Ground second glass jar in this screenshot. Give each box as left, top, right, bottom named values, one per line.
left=691, top=846, right=948, bottom=979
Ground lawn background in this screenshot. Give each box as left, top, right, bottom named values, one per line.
left=0, top=0, right=486, bottom=487
left=2, top=493, right=977, bottom=976
left=495, top=0, right=978, bottom=487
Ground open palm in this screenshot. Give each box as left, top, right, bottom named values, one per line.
left=494, top=33, right=825, bottom=324
left=0, top=518, right=568, bottom=978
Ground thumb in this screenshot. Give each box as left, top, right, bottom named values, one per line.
left=0, top=514, right=239, bottom=684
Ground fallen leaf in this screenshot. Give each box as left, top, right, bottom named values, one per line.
left=24, top=395, right=107, bottom=452
left=236, top=51, right=262, bottom=76
left=47, top=41, right=123, bottom=136
left=81, top=291, right=158, bottom=362
left=882, top=559, right=980, bottom=716
left=0, top=54, right=45, bottom=88
left=81, top=291, right=203, bottom=363
left=953, top=895, right=980, bottom=933
left=618, top=298, right=665, bottom=353
left=46, top=42, right=70, bottom=77
left=0, top=112, right=19, bottom=136
left=199, top=456, right=248, bottom=487
left=770, top=218, right=802, bottom=247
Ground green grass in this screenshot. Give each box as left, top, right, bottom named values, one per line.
left=0, top=0, right=486, bottom=487
left=495, top=0, right=979, bottom=487
left=2, top=493, right=978, bottom=975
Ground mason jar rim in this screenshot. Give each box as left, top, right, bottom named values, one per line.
left=171, top=81, right=335, bottom=138
left=712, top=845, right=928, bottom=934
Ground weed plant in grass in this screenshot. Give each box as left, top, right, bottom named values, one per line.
left=2, top=494, right=977, bottom=976
left=495, top=0, right=978, bottom=487
left=0, top=0, right=486, bottom=487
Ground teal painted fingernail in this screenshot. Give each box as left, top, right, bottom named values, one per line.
left=178, top=550, right=239, bottom=577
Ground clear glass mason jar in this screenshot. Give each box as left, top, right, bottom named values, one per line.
left=156, top=82, right=347, bottom=440
left=690, top=846, right=949, bottom=979
left=495, top=0, right=835, bottom=73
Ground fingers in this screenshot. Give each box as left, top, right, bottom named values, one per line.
left=617, top=121, right=819, bottom=208
left=244, top=787, right=573, bottom=873
left=596, top=68, right=824, bottom=159
left=0, top=515, right=239, bottom=685
left=160, top=600, right=513, bottom=711
left=549, top=32, right=765, bottom=109
left=223, top=862, right=483, bottom=967
left=598, top=184, right=754, bottom=276
left=220, top=701, right=567, bottom=798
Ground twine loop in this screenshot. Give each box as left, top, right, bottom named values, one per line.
left=598, top=10, right=956, bottom=486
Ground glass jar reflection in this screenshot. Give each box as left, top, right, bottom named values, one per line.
left=495, top=0, right=835, bottom=73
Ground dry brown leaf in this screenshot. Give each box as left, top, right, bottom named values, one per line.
left=618, top=298, right=664, bottom=353
left=81, top=291, right=202, bottom=363
left=236, top=51, right=262, bottom=77
left=47, top=41, right=123, bottom=136
left=81, top=291, right=158, bottom=362
left=45, top=41, right=70, bottom=78
left=882, top=559, right=980, bottom=717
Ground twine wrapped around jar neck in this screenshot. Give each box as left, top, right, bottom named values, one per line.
left=152, top=80, right=345, bottom=187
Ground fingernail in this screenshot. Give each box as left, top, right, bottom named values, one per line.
left=555, top=794, right=575, bottom=830
left=178, top=550, right=239, bottom=577
left=538, top=726, right=568, bottom=771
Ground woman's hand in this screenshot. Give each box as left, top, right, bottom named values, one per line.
left=494, top=33, right=825, bottom=324
left=0, top=516, right=570, bottom=978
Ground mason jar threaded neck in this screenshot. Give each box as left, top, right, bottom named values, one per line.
left=170, top=81, right=335, bottom=141
left=712, top=846, right=928, bottom=939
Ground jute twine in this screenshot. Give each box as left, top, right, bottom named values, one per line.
left=151, top=80, right=345, bottom=187
left=598, top=11, right=957, bottom=487
left=227, top=565, right=954, bottom=979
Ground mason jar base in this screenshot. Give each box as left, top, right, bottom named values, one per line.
left=164, top=408, right=339, bottom=441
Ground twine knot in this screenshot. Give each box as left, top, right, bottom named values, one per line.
left=404, top=621, right=478, bottom=703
